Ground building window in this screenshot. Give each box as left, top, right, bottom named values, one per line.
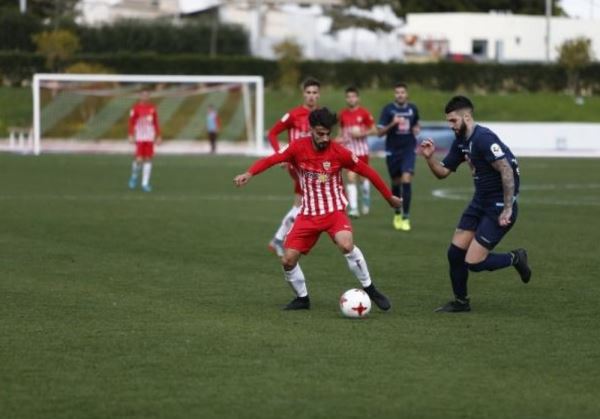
left=472, top=39, right=488, bottom=57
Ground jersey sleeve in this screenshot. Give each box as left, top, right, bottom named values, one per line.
left=363, top=109, right=375, bottom=128
left=267, top=112, right=294, bottom=152
left=377, top=105, right=391, bottom=128
left=478, top=133, right=506, bottom=163
left=128, top=106, right=137, bottom=136
left=247, top=142, right=294, bottom=176
left=412, top=105, right=420, bottom=125
left=338, top=146, right=392, bottom=200
left=441, top=139, right=465, bottom=172
left=152, top=107, right=161, bottom=136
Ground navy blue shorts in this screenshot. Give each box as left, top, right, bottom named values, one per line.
left=457, top=199, right=518, bottom=250
left=386, top=149, right=416, bottom=178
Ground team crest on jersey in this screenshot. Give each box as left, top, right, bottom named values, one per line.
left=322, top=161, right=331, bottom=170
left=357, top=116, right=363, bottom=123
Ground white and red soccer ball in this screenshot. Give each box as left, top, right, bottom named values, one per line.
left=339, top=288, right=372, bottom=318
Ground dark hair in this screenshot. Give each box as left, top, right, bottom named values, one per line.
left=308, top=107, right=338, bottom=130
left=394, top=82, right=408, bottom=90
left=445, top=95, right=474, bottom=114
left=345, top=86, right=359, bottom=95
left=302, top=77, right=321, bottom=90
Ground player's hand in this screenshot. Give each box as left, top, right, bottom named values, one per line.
left=155, top=136, right=162, bottom=145
left=128, top=135, right=134, bottom=144
left=387, top=195, right=403, bottom=208
left=393, top=115, right=403, bottom=125
left=420, top=138, right=436, bottom=159
left=233, top=172, right=252, bottom=187
left=498, top=207, right=513, bottom=227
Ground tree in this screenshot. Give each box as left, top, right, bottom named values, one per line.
left=0, top=0, right=79, bottom=23
left=557, top=37, right=594, bottom=96
left=32, top=29, right=80, bottom=71
left=273, top=39, right=303, bottom=89
left=337, top=0, right=565, bottom=17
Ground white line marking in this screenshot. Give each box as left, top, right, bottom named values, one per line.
left=432, top=184, right=600, bottom=206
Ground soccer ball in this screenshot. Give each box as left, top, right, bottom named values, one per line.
left=339, top=288, right=372, bottom=318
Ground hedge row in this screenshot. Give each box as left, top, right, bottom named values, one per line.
left=2, top=51, right=600, bottom=93
left=0, top=12, right=248, bottom=56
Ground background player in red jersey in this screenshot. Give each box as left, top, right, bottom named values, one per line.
left=338, top=87, right=377, bottom=218
left=266, top=78, right=320, bottom=256
left=128, top=90, right=161, bottom=192
left=234, top=108, right=402, bottom=311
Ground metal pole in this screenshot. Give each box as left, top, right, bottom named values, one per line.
left=19, top=0, right=26, bottom=14
left=545, top=0, right=551, bottom=62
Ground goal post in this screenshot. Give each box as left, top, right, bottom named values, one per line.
left=31, top=73, right=265, bottom=155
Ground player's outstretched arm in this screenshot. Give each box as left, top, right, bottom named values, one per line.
left=233, top=145, right=293, bottom=188
left=350, top=159, right=402, bottom=208
left=233, top=172, right=252, bottom=187
left=420, top=139, right=451, bottom=179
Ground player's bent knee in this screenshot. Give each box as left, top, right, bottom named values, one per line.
left=447, top=244, right=466, bottom=265
left=467, top=261, right=487, bottom=272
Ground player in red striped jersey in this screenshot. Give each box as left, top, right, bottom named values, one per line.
left=338, top=87, right=377, bottom=218
left=234, top=108, right=402, bottom=311
left=127, top=90, right=161, bottom=192
left=266, top=78, right=320, bottom=257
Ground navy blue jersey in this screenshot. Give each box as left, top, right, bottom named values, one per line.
left=377, top=102, right=419, bottom=152
left=442, top=125, right=520, bottom=200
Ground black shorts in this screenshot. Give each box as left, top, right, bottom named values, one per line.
left=457, top=198, right=518, bottom=250
left=385, top=149, right=416, bottom=178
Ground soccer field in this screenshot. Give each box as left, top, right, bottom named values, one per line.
left=1, top=154, right=599, bottom=419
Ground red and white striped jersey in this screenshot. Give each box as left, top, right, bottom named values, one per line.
left=339, top=106, right=375, bottom=157
left=128, top=102, right=160, bottom=142
left=248, top=138, right=392, bottom=216
left=267, top=105, right=313, bottom=152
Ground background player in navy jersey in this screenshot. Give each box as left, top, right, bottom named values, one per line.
left=377, top=83, right=420, bottom=231
left=420, top=96, right=532, bottom=313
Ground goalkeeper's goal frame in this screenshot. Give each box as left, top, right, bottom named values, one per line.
left=31, top=73, right=265, bottom=155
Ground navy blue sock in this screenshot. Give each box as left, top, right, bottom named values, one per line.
left=447, top=244, right=468, bottom=300
left=468, top=253, right=513, bottom=272
left=401, top=182, right=412, bottom=219
left=392, top=184, right=402, bottom=214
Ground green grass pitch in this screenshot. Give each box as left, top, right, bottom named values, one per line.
left=0, top=153, right=599, bottom=419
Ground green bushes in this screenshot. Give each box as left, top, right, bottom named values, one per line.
left=1, top=50, right=599, bottom=93
left=75, top=21, right=248, bottom=56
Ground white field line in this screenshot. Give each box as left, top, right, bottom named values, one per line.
left=432, top=183, right=600, bottom=206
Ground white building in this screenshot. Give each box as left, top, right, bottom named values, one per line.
left=77, top=0, right=405, bottom=61
left=403, top=12, right=600, bottom=62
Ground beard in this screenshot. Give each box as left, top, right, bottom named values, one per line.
left=454, top=120, right=467, bottom=139
left=312, top=137, right=329, bottom=151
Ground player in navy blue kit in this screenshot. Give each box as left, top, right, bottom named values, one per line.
left=377, top=83, right=420, bottom=231
left=420, top=96, right=531, bottom=313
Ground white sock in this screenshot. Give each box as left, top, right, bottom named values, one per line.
left=142, top=162, right=152, bottom=187
left=274, top=205, right=301, bottom=241
left=283, top=264, right=308, bottom=297
left=344, top=246, right=372, bottom=288
left=131, top=161, right=140, bottom=177
left=361, top=180, right=370, bottom=203
left=346, top=183, right=358, bottom=211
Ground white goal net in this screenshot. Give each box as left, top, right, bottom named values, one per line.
left=31, top=74, right=264, bottom=155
